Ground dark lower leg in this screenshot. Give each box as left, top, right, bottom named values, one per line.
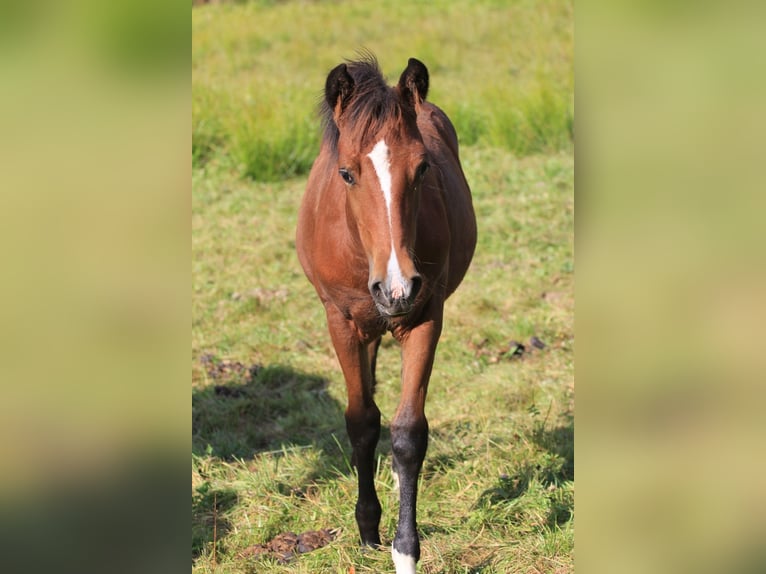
left=391, top=416, right=429, bottom=561
left=346, top=404, right=382, bottom=546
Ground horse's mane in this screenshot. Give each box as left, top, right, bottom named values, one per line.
left=320, top=54, right=408, bottom=156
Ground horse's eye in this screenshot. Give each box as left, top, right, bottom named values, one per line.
left=415, top=161, right=430, bottom=181
left=339, top=168, right=355, bottom=185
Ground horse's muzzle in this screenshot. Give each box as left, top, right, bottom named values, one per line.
left=369, top=274, right=422, bottom=317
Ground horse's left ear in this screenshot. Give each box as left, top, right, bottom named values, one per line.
left=397, top=58, right=429, bottom=109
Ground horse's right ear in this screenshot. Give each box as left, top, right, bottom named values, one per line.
left=325, top=63, right=355, bottom=119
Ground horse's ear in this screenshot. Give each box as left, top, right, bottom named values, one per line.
left=397, top=58, right=429, bottom=109
left=325, top=63, right=355, bottom=119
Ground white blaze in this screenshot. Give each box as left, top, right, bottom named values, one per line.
left=367, top=139, right=406, bottom=299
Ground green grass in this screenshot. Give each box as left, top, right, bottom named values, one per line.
left=193, top=1, right=573, bottom=572
left=192, top=0, right=573, bottom=181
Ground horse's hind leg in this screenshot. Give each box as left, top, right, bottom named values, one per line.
left=367, top=336, right=382, bottom=393
left=325, top=305, right=382, bottom=547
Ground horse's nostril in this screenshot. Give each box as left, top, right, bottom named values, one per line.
left=370, top=281, right=384, bottom=301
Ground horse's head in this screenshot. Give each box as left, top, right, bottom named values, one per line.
left=324, top=57, right=432, bottom=318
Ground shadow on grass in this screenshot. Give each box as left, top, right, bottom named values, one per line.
left=192, top=359, right=355, bottom=462
left=192, top=359, right=361, bottom=559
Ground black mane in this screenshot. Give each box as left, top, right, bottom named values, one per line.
left=320, top=54, right=408, bottom=156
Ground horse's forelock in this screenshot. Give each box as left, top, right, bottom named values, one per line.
left=321, top=57, right=411, bottom=156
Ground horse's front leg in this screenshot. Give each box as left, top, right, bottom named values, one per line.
left=390, top=304, right=444, bottom=574
left=325, top=305, right=382, bottom=547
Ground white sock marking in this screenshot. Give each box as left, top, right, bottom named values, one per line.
left=392, top=546, right=417, bottom=574
left=367, top=139, right=406, bottom=299
left=392, top=469, right=400, bottom=491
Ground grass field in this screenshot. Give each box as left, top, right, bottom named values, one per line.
left=193, top=1, right=573, bottom=572
left=193, top=0, right=573, bottom=181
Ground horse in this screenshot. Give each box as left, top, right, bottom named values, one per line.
left=296, top=55, right=477, bottom=574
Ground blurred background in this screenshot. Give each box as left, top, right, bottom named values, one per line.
left=578, top=2, right=766, bottom=573
left=0, top=0, right=763, bottom=572
left=0, top=0, right=188, bottom=572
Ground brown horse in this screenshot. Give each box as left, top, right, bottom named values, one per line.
left=296, top=55, right=476, bottom=574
